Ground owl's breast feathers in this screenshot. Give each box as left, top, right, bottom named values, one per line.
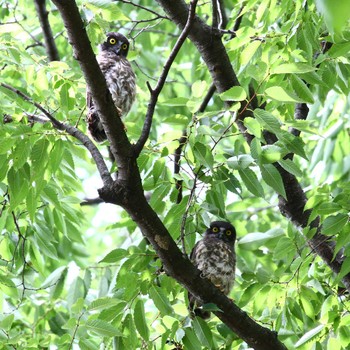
left=96, top=51, right=136, bottom=116
left=191, top=237, right=236, bottom=295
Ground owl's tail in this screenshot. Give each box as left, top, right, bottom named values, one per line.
left=86, top=110, right=107, bottom=142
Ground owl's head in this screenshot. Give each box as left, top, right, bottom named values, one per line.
left=206, top=221, right=236, bottom=244
left=101, top=32, right=130, bottom=57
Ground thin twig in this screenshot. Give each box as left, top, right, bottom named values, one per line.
left=173, top=83, right=216, bottom=205
left=80, top=197, right=104, bottom=206
left=133, top=0, right=199, bottom=157
left=0, top=83, right=113, bottom=187
left=115, top=0, right=169, bottom=19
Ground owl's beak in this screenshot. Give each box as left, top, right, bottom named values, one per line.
left=218, top=229, right=225, bottom=239
left=113, top=44, right=122, bottom=55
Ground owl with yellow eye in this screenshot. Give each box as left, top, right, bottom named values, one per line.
left=188, top=221, right=236, bottom=319
left=86, top=32, right=136, bottom=142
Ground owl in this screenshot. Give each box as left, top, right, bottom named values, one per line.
left=87, top=32, right=136, bottom=142
left=188, top=221, right=236, bottom=319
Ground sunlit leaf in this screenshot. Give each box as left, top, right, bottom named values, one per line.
left=254, top=108, right=281, bottom=133
left=220, top=86, right=247, bottom=101
left=260, top=164, right=287, bottom=199
left=238, top=168, right=264, bottom=197
left=271, top=63, right=315, bottom=74
left=149, top=286, right=174, bottom=316
left=265, top=86, right=304, bottom=103
left=85, top=319, right=123, bottom=337
left=295, top=325, right=324, bottom=348
left=193, top=317, right=214, bottom=348
left=322, top=213, right=349, bottom=235
left=134, top=299, right=149, bottom=341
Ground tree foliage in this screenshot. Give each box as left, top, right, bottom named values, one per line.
left=1, top=0, right=350, bottom=349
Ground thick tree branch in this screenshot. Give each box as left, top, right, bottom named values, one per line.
left=53, top=1, right=288, bottom=349
left=157, top=0, right=350, bottom=314
left=133, top=0, right=199, bottom=157
left=98, top=182, right=287, bottom=350
left=34, top=0, right=60, bottom=61
left=0, top=83, right=112, bottom=186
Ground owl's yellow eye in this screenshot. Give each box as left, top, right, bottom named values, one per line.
left=226, top=230, right=232, bottom=235
left=109, top=38, right=117, bottom=45
left=122, top=43, right=128, bottom=50
left=212, top=227, right=219, bottom=233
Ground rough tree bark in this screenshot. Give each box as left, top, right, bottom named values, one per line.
left=157, top=0, right=350, bottom=293
left=51, top=0, right=288, bottom=349
left=34, top=0, right=60, bottom=61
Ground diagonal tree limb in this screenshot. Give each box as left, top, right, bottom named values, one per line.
left=34, top=0, right=60, bottom=61
left=0, top=83, right=112, bottom=187
left=156, top=0, right=350, bottom=293
left=52, top=1, right=288, bottom=348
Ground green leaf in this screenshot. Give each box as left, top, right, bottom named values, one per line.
left=322, top=213, right=349, bottom=235
left=315, top=0, right=350, bottom=33
left=271, top=62, right=315, bottom=74
left=243, top=117, right=262, bottom=138
left=31, top=138, right=49, bottom=180
left=290, top=75, right=314, bottom=103
left=88, top=297, right=123, bottom=312
left=265, top=86, right=304, bottom=103
left=59, top=83, right=72, bottom=112
left=276, top=131, right=308, bottom=159
left=12, top=138, right=31, bottom=170
left=227, top=155, right=254, bottom=170
left=239, top=228, right=285, bottom=250
left=238, top=168, right=264, bottom=197
left=0, top=314, right=14, bottom=331
left=149, top=286, right=174, bottom=316
left=316, top=202, right=342, bottom=215
left=134, top=299, right=149, bottom=341
left=254, top=108, right=281, bottom=133
left=240, top=41, right=261, bottom=66
left=79, top=339, right=98, bottom=350
left=162, top=97, right=189, bottom=106
left=219, top=86, right=247, bottom=101
left=153, top=158, right=165, bottom=185
left=183, top=328, right=202, bottom=350
left=7, top=167, right=29, bottom=209
left=260, top=145, right=286, bottom=163
left=295, top=325, right=324, bottom=348
left=193, top=142, right=214, bottom=168
left=273, top=237, right=297, bottom=263
left=192, top=317, right=214, bottom=348
left=328, top=42, right=350, bottom=59
left=260, top=164, right=287, bottom=199
left=337, top=257, right=350, bottom=281
left=86, top=0, right=130, bottom=21
left=49, top=139, right=64, bottom=174
left=67, top=277, right=85, bottom=308
left=33, top=225, right=59, bottom=260
left=85, top=319, right=123, bottom=337
left=99, top=248, right=128, bottom=263
left=41, top=266, right=67, bottom=289
left=278, top=159, right=303, bottom=177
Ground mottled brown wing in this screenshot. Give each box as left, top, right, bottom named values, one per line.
left=188, top=239, right=211, bottom=319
